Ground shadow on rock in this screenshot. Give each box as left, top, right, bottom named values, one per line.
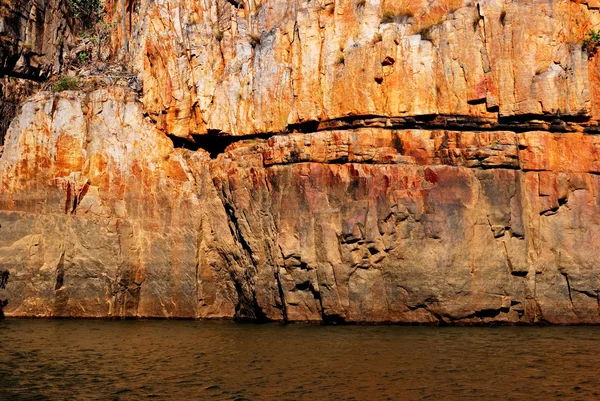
left=0, top=270, right=9, bottom=319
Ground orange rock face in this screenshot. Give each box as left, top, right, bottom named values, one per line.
left=112, top=0, right=600, bottom=138
left=1, top=88, right=600, bottom=324
left=210, top=128, right=600, bottom=323
left=2, top=1, right=600, bottom=324
left=0, top=0, right=74, bottom=146
left=0, top=89, right=239, bottom=318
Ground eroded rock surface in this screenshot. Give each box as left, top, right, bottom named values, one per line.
left=1, top=88, right=600, bottom=324
left=107, top=0, right=600, bottom=138
left=0, top=89, right=239, bottom=318
left=208, top=129, right=600, bottom=324
left=0, top=0, right=74, bottom=146
left=1, top=0, right=600, bottom=324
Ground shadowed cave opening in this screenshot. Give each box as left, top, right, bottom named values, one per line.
left=168, top=134, right=231, bottom=157
left=168, top=132, right=271, bottom=158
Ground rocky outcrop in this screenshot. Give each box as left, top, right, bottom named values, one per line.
left=2, top=88, right=600, bottom=324
left=2, top=0, right=600, bottom=324
left=108, top=0, right=600, bottom=138
left=0, top=0, right=72, bottom=79
left=0, top=89, right=239, bottom=318
left=0, top=0, right=74, bottom=146
left=212, top=129, right=600, bottom=323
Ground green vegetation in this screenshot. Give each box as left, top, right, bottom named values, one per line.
left=582, top=29, right=600, bottom=55
left=52, top=76, right=81, bottom=92
left=77, top=51, right=88, bottom=63
left=67, top=0, right=103, bottom=28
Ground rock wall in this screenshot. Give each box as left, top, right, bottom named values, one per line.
left=212, top=129, right=600, bottom=323
left=1, top=0, right=600, bottom=324
left=0, top=0, right=71, bottom=78
left=110, top=0, right=600, bottom=138
left=0, top=89, right=240, bottom=318
left=2, top=88, right=600, bottom=324
left=0, top=0, right=74, bottom=146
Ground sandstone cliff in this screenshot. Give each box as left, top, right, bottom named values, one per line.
left=0, top=0, right=74, bottom=147
left=2, top=0, right=600, bottom=324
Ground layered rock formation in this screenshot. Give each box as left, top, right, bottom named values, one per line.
left=0, top=89, right=240, bottom=318
left=116, top=0, right=600, bottom=137
left=0, top=0, right=74, bottom=146
left=2, top=0, right=600, bottom=324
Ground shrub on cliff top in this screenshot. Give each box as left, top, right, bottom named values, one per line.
left=52, top=76, right=81, bottom=92
left=582, top=29, right=600, bottom=56
left=67, top=0, right=103, bottom=28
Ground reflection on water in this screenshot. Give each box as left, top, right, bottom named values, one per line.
left=1, top=320, right=599, bottom=400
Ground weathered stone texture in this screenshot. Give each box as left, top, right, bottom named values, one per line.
left=0, top=0, right=74, bottom=146
left=0, top=89, right=238, bottom=318
left=210, top=129, right=600, bottom=324
left=2, top=0, right=600, bottom=324
left=1, top=88, right=600, bottom=324
left=0, top=0, right=72, bottom=78
left=107, top=0, right=600, bottom=138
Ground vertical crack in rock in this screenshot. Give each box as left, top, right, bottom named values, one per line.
left=274, top=239, right=293, bottom=322
left=0, top=270, right=9, bottom=289
left=0, top=298, right=7, bottom=319
left=274, top=267, right=288, bottom=323
left=55, top=251, right=65, bottom=291
left=312, top=281, right=328, bottom=324
left=223, top=204, right=254, bottom=266
left=561, top=271, right=576, bottom=316
left=112, top=220, right=143, bottom=318
left=53, top=249, right=68, bottom=316
left=222, top=203, right=267, bottom=321
left=261, top=171, right=288, bottom=322
left=195, top=218, right=203, bottom=312
left=64, top=182, right=72, bottom=215
left=502, top=241, right=514, bottom=274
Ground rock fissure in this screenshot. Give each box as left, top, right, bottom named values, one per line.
left=54, top=251, right=65, bottom=291
left=274, top=267, right=288, bottom=322
left=221, top=201, right=272, bottom=321
left=167, top=115, right=600, bottom=162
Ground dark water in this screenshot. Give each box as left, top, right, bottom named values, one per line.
left=1, top=320, right=599, bottom=401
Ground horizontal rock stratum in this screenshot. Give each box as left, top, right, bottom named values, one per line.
left=1, top=0, right=600, bottom=324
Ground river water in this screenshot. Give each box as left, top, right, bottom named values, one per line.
left=1, top=320, right=599, bottom=400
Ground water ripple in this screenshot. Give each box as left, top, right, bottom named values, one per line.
left=1, top=321, right=600, bottom=400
